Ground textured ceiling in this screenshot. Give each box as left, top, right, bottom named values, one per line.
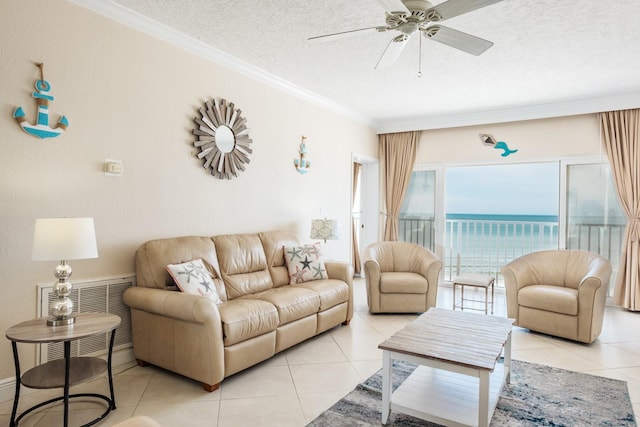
left=86, top=0, right=640, bottom=130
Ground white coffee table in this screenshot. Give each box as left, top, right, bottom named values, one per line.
left=378, top=308, right=514, bottom=427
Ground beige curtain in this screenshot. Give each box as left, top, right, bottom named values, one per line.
left=352, top=162, right=362, bottom=275
left=600, top=109, right=640, bottom=310
left=379, top=131, right=419, bottom=241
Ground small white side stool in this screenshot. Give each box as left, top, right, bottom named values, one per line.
left=452, top=273, right=495, bottom=315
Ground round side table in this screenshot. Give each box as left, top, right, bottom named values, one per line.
left=5, top=312, right=121, bottom=427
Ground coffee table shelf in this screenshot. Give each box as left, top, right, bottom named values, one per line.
left=379, top=308, right=514, bottom=427
left=392, top=363, right=505, bottom=426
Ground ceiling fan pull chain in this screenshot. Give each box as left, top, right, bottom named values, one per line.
left=417, top=33, right=423, bottom=78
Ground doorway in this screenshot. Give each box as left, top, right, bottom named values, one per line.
left=352, top=154, right=379, bottom=274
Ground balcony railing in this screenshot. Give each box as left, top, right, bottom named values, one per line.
left=443, top=219, right=559, bottom=283
left=398, top=217, right=624, bottom=288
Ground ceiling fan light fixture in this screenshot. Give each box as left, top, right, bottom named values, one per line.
left=400, top=22, right=420, bottom=35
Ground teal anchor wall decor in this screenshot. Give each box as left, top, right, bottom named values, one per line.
left=480, top=133, right=518, bottom=157
left=13, top=63, right=69, bottom=139
left=294, top=135, right=311, bottom=174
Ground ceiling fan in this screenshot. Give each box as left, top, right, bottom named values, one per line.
left=309, top=0, right=503, bottom=73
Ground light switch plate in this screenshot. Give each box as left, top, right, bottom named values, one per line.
left=105, top=159, right=123, bottom=176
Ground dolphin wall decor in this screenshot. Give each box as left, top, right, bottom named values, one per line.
left=479, top=133, right=518, bottom=157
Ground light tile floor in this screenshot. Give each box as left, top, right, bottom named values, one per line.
left=2, top=278, right=640, bottom=426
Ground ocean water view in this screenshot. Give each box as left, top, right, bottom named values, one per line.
left=446, top=213, right=558, bottom=223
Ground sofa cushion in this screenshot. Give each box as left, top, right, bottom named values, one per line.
left=213, top=233, right=273, bottom=299
left=284, top=243, right=328, bottom=284
left=247, top=287, right=320, bottom=325
left=518, top=285, right=578, bottom=316
left=380, top=272, right=429, bottom=294
left=217, top=299, right=279, bottom=346
left=167, top=259, right=222, bottom=304
left=295, top=279, right=349, bottom=311
left=259, top=231, right=300, bottom=287
left=135, top=236, right=222, bottom=291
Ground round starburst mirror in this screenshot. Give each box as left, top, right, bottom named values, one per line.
left=193, top=98, right=253, bottom=179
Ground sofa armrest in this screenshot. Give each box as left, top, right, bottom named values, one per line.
left=501, top=260, right=532, bottom=321
left=576, top=258, right=611, bottom=342
left=363, top=258, right=381, bottom=312
left=578, top=257, right=612, bottom=293
left=324, top=261, right=354, bottom=322
left=123, top=287, right=222, bottom=325
left=325, top=261, right=354, bottom=284
left=123, top=287, right=225, bottom=389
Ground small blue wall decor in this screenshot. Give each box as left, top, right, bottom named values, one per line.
left=13, top=63, right=69, bottom=139
left=294, top=135, right=311, bottom=174
left=480, top=133, right=517, bottom=157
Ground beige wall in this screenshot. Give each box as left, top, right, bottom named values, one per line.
left=0, top=0, right=377, bottom=379
left=417, top=114, right=603, bottom=164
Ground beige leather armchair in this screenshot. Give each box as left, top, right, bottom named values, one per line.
left=502, top=249, right=612, bottom=344
left=363, top=241, right=442, bottom=313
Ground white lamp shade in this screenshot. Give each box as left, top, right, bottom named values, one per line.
left=32, top=218, right=98, bottom=261
left=310, top=219, right=339, bottom=241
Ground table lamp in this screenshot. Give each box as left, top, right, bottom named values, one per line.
left=310, top=219, right=339, bottom=243
left=32, top=218, right=98, bottom=326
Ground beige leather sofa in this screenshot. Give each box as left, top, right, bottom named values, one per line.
left=502, top=249, right=612, bottom=344
left=123, top=230, right=353, bottom=391
left=363, top=241, right=442, bottom=313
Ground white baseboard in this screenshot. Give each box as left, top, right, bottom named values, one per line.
left=0, top=347, right=135, bottom=404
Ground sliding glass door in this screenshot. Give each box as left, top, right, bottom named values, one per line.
left=399, top=158, right=623, bottom=290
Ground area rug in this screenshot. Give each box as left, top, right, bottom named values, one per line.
left=307, top=359, right=636, bottom=426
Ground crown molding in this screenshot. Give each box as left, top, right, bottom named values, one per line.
left=375, top=91, right=640, bottom=133
left=67, top=0, right=374, bottom=128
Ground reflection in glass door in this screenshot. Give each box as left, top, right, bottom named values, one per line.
left=564, top=162, right=625, bottom=293
left=399, top=170, right=437, bottom=251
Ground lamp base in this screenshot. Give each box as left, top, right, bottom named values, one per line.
left=47, top=314, right=76, bottom=327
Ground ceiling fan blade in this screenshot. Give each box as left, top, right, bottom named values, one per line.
left=375, top=34, right=409, bottom=69
left=426, top=0, right=503, bottom=21
left=375, top=0, right=410, bottom=14
left=423, top=25, right=493, bottom=56
left=308, top=26, right=386, bottom=43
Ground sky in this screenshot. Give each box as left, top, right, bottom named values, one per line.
left=445, top=163, right=560, bottom=215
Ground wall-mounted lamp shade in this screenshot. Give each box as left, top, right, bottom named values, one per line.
left=32, top=218, right=98, bottom=261
left=310, top=219, right=339, bottom=242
